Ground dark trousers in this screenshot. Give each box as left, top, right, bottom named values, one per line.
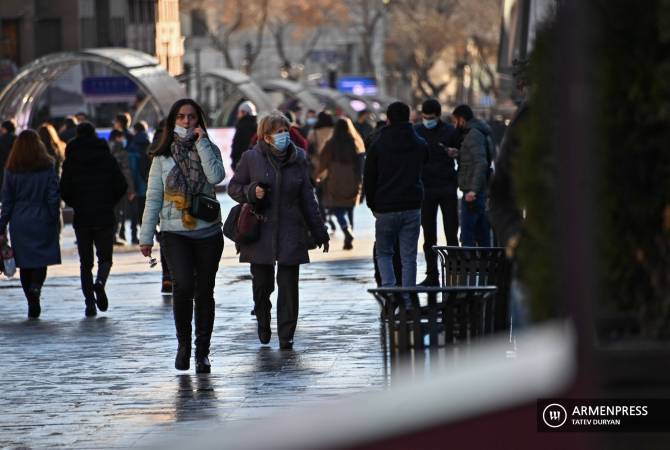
left=114, top=198, right=128, bottom=239
left=250, top=264, right=299, bottom=343
left=75, top=226, right=114, bottom=301
left=161, top=231, right=223, bottom=356
left=460, top=193, right=492, bottom=247
left=19, top=267, right=47, bottom=298
left=421, top=188, right=459, bottom=280
left=330, top=207, right=354, bottom=231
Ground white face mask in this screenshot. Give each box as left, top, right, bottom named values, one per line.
left=174, top=125, right=192, bottom=138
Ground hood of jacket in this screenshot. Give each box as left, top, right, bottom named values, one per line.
left=466, top=118, right=492, bottom=137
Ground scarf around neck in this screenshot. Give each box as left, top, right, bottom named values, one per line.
left=164, top=132, right=208, bottom=229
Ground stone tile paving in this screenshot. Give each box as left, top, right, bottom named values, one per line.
left=0, top=258, right=389, bottom=449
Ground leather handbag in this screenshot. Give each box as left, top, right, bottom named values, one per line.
left=223, top=203, right=264, bottom=244
left=190, top=193, right=220, bottom=222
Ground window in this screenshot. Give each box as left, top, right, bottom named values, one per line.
left=34, top=18, right=63, bottom=57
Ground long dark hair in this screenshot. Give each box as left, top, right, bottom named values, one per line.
left=6, top=130, right=55, bottom=173
left=314, top=111, right=334, bottom=130
left=151, top=98, right=208, bottom=157
left=322, top=119, right=358, bottom=164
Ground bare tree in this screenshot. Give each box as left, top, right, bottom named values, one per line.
left=182, top=0, right=270, bottom=73
left=266, top=0, right=349, bottom=77
left=346, top=0, right=389, bottom=76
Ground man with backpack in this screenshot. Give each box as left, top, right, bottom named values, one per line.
left=451, top=104, right=494, bottom=247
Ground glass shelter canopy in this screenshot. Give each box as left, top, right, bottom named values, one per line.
left=0, top=48, right=185, bottom=130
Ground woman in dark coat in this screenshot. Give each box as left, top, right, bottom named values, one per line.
left=228, top=111, right=330, bottom=350
left=60, top=122, right=127, bottom=317
left=0, top=130, right=61, bottom=318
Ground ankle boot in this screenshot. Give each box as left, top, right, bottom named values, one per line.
left=256, top=309, right=271, bottom=344
left=84, top=298, right=97, bottom=317
left=343, top=228, right=354, bottom=250
left=175, top=338, right=191, bottom=371
left=27, top=287, right=41, bottom=319
left=194, top=300, right=214, bottom=374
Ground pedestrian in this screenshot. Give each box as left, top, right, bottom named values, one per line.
left=127, top=122, right=151, bottom=244
left=414, top=98, right=460, bottom=286
left=113, top=112, right=134, bottom=145
left=283, top=110, right=310, bottom=151
left=0, top=130, right=61, bottom=318
left=58, top=116, right=78, bottom=143
left=230, top=101, right=258, bottom=171
left=300, top=109, right=317, bottom=138
left=228, top=111, right=330, bottom=350
left=452, top=104, right=493, bottom=247
left=109, top=129, right=136, bottom=245
left=139, top=98, right=225, bottom=373
left=364, top=102, right=428, bottom=287
left=307, top=112, right=335, bottom=228
left=0, top=119, right=17, bottom=189
left=318, top=118, right=364, bottom=250
left=354, top=109, right=374, bottom=141
left=60, top=122, right=128, bottom=317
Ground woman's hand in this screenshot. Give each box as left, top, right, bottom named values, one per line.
left=140, top=245, right=152, bottom=257
left=193, top=127, right=207, bottom=141
left=255, top=186, right=266, bottom=200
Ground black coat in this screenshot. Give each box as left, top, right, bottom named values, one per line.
left=228, top=142, right=329, bottom=266
left=231, top=115, right=258, bottom=170
left=363, top=123, right=428, bottom=213
left=60, top=136, right=127, bottom=229
left=414, top=120, right=459, bottom=192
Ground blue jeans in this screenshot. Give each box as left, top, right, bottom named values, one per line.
left=330, top=207, right=353, bottom=231
left=374, top=209, right=421, bottom=287
left=460, top=192, right=491, bottom=247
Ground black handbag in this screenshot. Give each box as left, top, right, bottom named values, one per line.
left=223, top=203, right=264, bottom=244
left=190, top=193, right=220, bottom=222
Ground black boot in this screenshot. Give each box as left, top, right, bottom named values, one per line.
left=175, top=339, right=191, bottom=371
left=84, top=298, right=97, bottom=317
left=256, top=309, right=271, bottom=344
left=343, top=228, right=354, bottom=250
left=418, top=275, right=440, bottom=287
left=94, top=281, right=108, bottom=312
left=194, top=300, right=214, bottom=374
left=27, top=287, right=41, bottom=319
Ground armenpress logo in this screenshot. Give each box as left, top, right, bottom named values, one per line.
left=542, top=403, right=568, bottom=428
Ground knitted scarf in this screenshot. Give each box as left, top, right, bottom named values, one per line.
left=164, top=132, right=208, bottom=229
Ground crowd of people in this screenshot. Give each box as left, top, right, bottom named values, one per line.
left=0, top=93, right=505, bottom=373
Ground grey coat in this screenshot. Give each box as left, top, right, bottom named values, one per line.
left=228, top=142, right=329, bottom=266
left=457, top=118, right=492, bottom=194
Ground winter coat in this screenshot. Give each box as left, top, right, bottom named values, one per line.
left=363, top=123, right=428, bottom=213
left=231, top=115, right=258, bottom=170
left=457, top=118, right=493, bottom=194
left=60, top=136, right=128, bottom=229
left=228, top=142, right=329, bottom=266
left=110, top=140, right=135, bottom=194
left=139, top=137, right=225, bottom=246
left=414, top=120, right=459, bottom=192
left=319, top=144, right=363, bottom=209
left=127, top=130, right=150, bottom=197
left=0, top=168, right=61, bottom=268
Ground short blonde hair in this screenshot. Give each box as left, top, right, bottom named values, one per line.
left=257, top=111, right=291, bottom=141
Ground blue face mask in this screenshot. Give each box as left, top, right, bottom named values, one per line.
left=272, top=131, right=290, bottom=151
left=423, top=119, right=438, bottom=129
left=120, top=138, right=127, bottom=148
left=306, top=117, right=317, bottom=126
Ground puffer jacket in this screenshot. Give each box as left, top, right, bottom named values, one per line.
left=139, top=137, right=225, bottom=246
left=457, top=118, right=492, bottom=194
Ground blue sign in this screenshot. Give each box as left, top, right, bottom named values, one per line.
left=336, top=76, right=378, bottom=96
left=82, top=77, right=137, bottom=97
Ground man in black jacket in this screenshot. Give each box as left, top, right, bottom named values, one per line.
left=230, top=101, right=258, bottom=170
left=364, top=102, right=428, bottom=287
left=414, top=99, right=460, bottom=286
left=60, top=122, right=127, bottom=317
